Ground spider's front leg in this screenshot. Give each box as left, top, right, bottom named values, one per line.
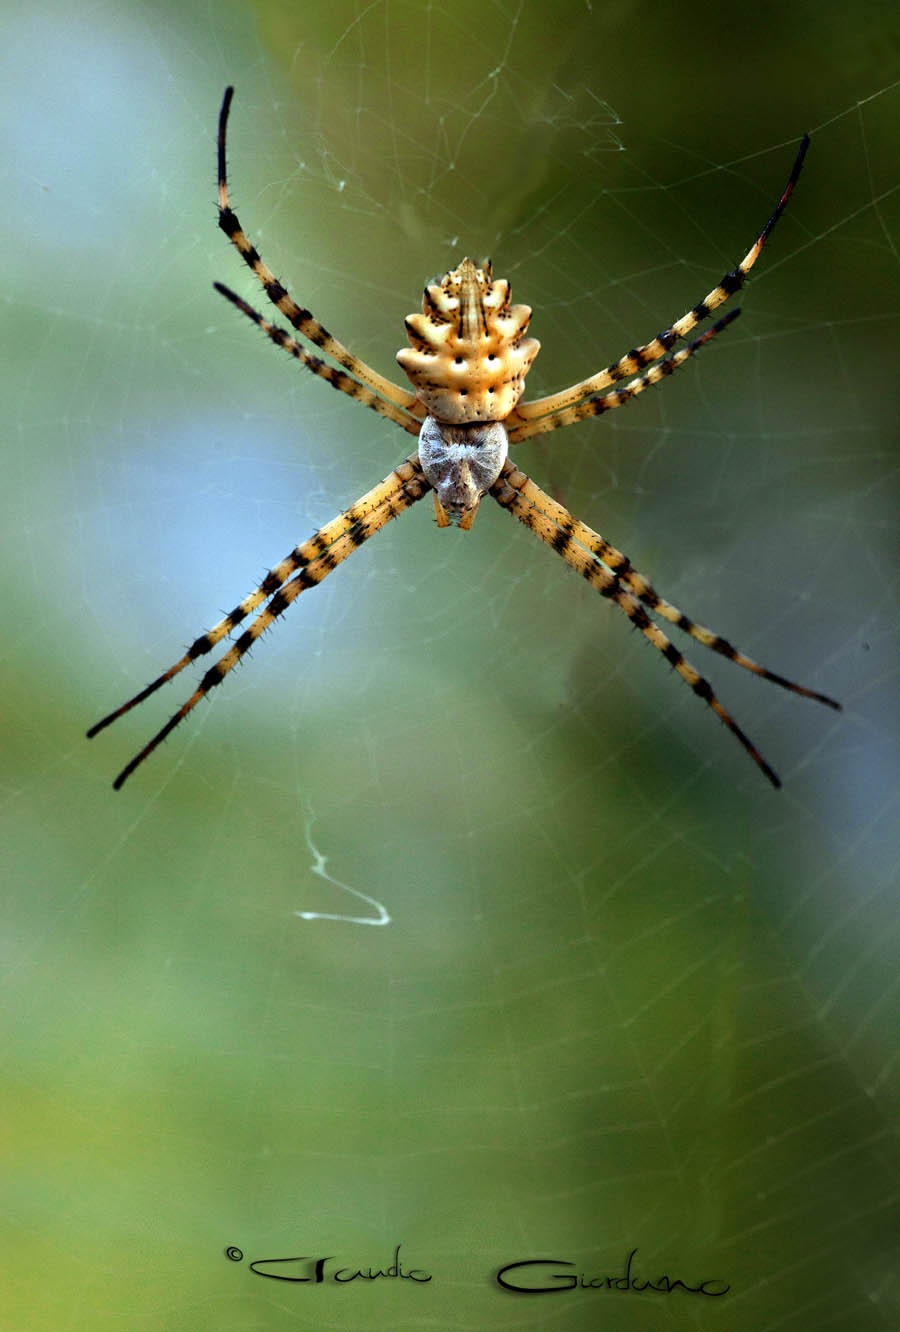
left=417, top=417, right=509, bottom=530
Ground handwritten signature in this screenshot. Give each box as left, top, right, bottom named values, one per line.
left=226, top=1243, right=728, bottom=1296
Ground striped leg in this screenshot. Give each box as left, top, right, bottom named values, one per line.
left=514, top=135, right=809, bottom=423
left=492, top=464, right=800, bottom=788
left=215, top=282, right=422, bottom=436
left=507, top=311, right=738, bottom=444
left=105, top=468, right=430, bottom=789
left=89, top=457, right=430, bottom=784
left=500, top=464, right=841, bottom=710
left=217, top=86, right=420, bottom=416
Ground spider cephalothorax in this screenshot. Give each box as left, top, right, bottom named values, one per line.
left=87, top=88, right=840, bottom=790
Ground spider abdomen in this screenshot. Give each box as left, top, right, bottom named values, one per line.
left=417, top=416, right=508, bottom=527
left=397, top=257, right=540, bottom=425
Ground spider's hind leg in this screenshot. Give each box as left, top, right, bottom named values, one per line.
left=490, top=461, right=839, bottom=787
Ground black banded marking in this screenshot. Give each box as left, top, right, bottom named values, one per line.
left=265, top=588, right=291, bottom=619
left=217, top=208, right=241, bottom=240
left=188, top=634, right=214, bottom=659
left=215, top=87, right=418, bottom=412
left=492, top=462, right=839, bottom=785
left=502, top=462, right=841, bottom=711
left=260, top=570, right=285, bottom=596
left=491, top=475, right=784, bottom=787
left=99, top=469, right=431, bottom=788
left=550, top=526, right=574, bottom=557
left=514, top=135, right=809, bottom=424
left=214, top=282, right=422, bottom=436
left=88, top=457, right=427, bottom=750
left=508, top=311, right=740, bottom=443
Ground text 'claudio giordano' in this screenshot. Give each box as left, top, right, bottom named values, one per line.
left=224, top=1243, right=729, bottom=1296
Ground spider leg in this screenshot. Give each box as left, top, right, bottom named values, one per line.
left=215, top=282, right=422, bottom=436
left=507, top=310, right=738, bottom=444
left=87, top=455, right=427, bottom=756
left=514, top=135, right=809, bottom=423
left=217, top=87, right=421, bottom=416
left=103, top=465, right=430, bottom=789
left=501, top=465, right=841, bottom=710
left=492, top=462, right=805, bottom=788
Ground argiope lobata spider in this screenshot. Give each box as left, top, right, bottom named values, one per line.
left=88, top=86, right=841, bottom=790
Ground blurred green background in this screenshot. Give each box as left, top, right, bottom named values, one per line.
left=3, top=1, right=899, bottom=1328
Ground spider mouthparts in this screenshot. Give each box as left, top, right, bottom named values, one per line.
left=451, top=503, right=480, bottom=532
left=432, top=492, right=480, bottom=530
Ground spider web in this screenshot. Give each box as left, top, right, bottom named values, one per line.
left=3, top=1, right=899, bottom=1329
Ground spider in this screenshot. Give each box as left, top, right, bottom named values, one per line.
left=88, top=86, right=840, bottom=790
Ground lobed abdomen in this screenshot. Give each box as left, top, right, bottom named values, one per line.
left=396, top=257, right=540, bottom=425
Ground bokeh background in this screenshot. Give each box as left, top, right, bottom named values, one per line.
left=3, top=1, right=899, bottom=1328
